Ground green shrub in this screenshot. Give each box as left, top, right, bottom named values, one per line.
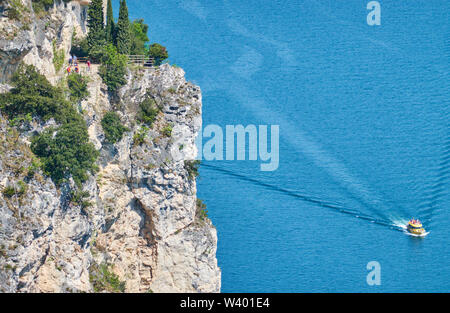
left=2, top=186, right=16, bottom=198
left=184, top=160, right=200, bottom=180
left=9, top=113, right=32, bottom=127
left=26, top=157, right=43, bottom=179
left=32, top=0, right=54, bottom=14
left=7, top=0, right=30, bottom=20
left=133, top=126, right=148, bottom=146
left=137, top=97, right=159, bottom=127
left=196, top=198, right=208, bottom=221
left=101, top=112, right=129, bottom=143
left=148, top=43, right=168, bottom=66
left=31, top=122, right=99, bottom=186
left=69, top=190, right=92, bottom=209
left=89, top=263, right=125, bottom=293
left=0, top=64, right=64, bottom=122
left=67, top=73, right=89, bottom=102
left=161, top=124, right=173, bottom=138
left=1, top=64, right=97, bottom=188
left=0, top=65, right=99, bottom=187
left=98, top=44, right=128, bottom=92
left=0, top=64, right=88, bottom=126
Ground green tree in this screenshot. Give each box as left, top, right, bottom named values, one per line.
left=31, top=122, right=99, bottom=186
left=71, top=36, right=89, bottom=58
left=116, top=0, right=131, bottom=54
left=98, top=44, right=128, bottom=92
left=105, top=0, right=115, bottom=44
left=130, top=19, right=149, bottom=55
left=87, top=0, right=105, bottom=52
left=148, top=43, right=168, bottom=66
left=0, top=64, right=62, bottom=121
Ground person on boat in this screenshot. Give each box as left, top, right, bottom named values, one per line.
left=75, top=65, right=79, bottom=73
left=67, top=66, right=71, bottom=74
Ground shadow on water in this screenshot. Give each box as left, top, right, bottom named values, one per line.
left=202, top=163, right=405, bottom=233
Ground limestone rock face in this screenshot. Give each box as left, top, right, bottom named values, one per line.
left=0, top=0, right=88, bottom=83
left=0, top=1, right=220, bottom=293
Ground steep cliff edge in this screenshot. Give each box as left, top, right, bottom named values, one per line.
left=0, top=0, right=220, bottom=293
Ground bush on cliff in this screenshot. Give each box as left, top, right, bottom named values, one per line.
left=148, top=43, right=168, bottom=66
left=89, top=263, right=126, bottom=293
left=32, top=0, right=71, bottom=14
left=67, top=72, right=89, bottom=102
left=101, top=112, right=129, bottom=143
left=31, top=122, right=99, bottom=186
left=0, top=64, right=63, bottom=122
left=196, top=198, right=208, bottom=222
left=137, top=97, right=160, bottom=127
left=6, top=0, right=30, bottom=20
left=0, top=64, right=98, bottom=187
left=184, top=160, right=200, bottom=180
left=52, top=40, right=65, bottom=72
left=98, top=44, right=128, bottom=92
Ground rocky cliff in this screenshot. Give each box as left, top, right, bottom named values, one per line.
left=0, top=0, right=220, bottom=293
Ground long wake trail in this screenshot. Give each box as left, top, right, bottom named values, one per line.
left=418, top=126, right=450, bottom=226
left=201, top=163, right=404, bottom=232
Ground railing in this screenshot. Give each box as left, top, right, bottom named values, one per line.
left=76, top=57, right=89, bottom=63
left=127, top=55, right=154, bottom=67
left=74, top=55, right=154, bottom=67
left=66, top=55, right=154, bottom=77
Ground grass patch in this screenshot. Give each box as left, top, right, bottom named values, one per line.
left=161, top=123, right=172, bottom=138
left=133, top=126, right=148, bottom=146
left=52, top=40, right=65, bottom=72
left=6, top=0, right=30, bottom=20
left=2, top=181, right=27, bottom=198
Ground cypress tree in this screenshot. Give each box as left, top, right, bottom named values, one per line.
left=87, top=0, right=105, bottom=50
left=116, top=0, right=131, bottom=55
left=105, top=0, right=115, bottom=44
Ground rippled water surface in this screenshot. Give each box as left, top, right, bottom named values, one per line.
left=122, top=0, right=450, bottom=292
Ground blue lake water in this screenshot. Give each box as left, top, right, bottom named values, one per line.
left=120, top=0, right=450, bottom=292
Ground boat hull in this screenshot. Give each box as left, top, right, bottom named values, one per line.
left=407, top=225, right=425, bottom=235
